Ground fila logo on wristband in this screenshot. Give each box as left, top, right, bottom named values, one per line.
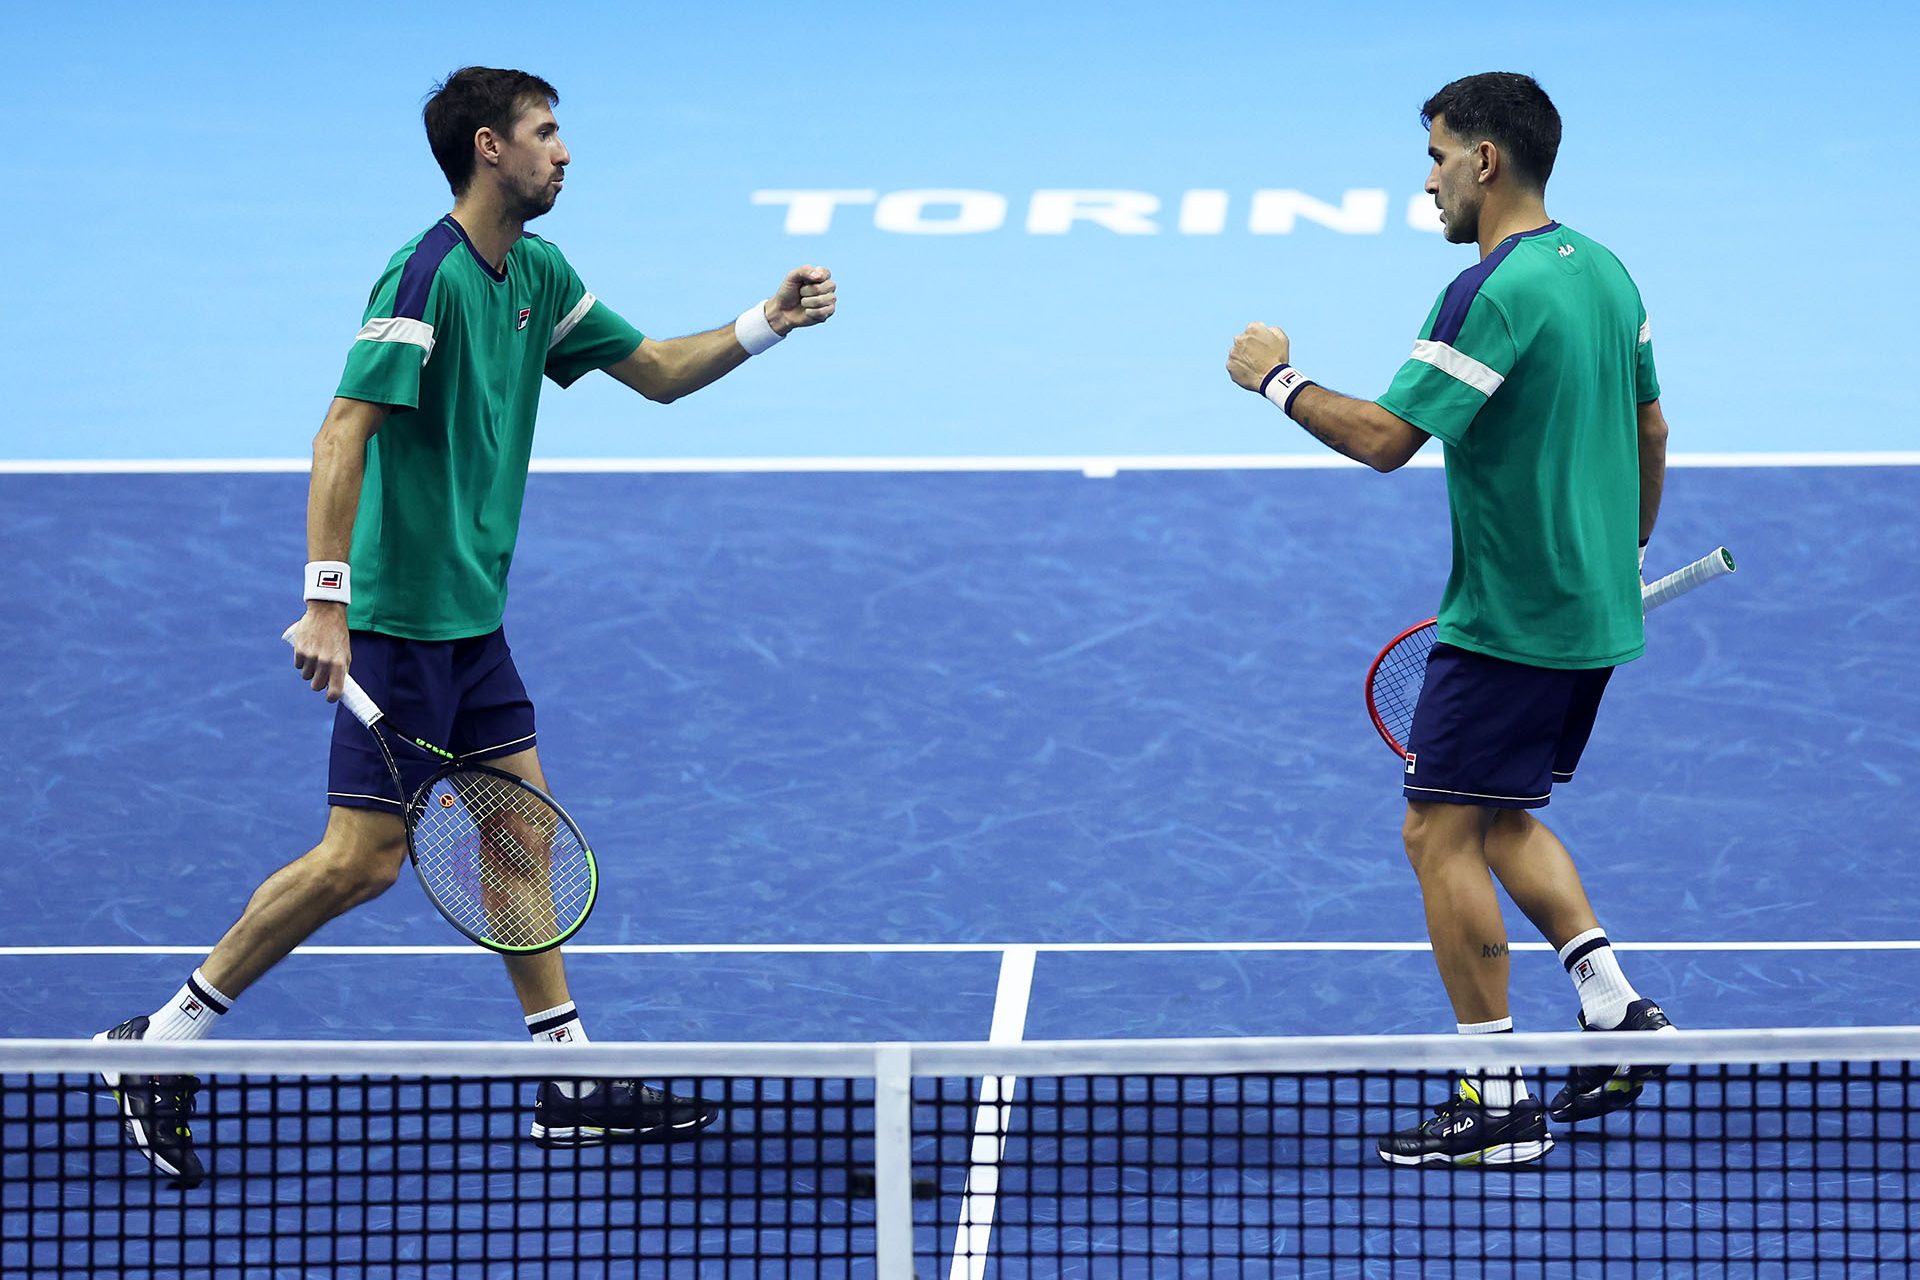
left=1259, top=363, right=1316, bottom=415
left=305, top=561, right=351, bottom=604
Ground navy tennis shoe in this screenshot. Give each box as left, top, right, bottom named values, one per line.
left=1377, top=1081, right=1553, bottom=1167
left=530, top=1079, right=721, bottom=1148
left=94, top=1015, right=205, bottom=1189
left=1548, top=998, right=1678, bottom=1123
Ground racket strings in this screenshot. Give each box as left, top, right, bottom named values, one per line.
left=409, top=771, right=593, bottom=950
left=1368, top=624, right=1436, bottom=755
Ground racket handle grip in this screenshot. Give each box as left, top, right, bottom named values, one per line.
left=338, top=676, right=386, bottom=729
left=1641, top=546, right=1736, bottom=613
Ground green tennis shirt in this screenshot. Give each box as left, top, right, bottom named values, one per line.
left=334, top=217, right=644, bottom=639
left=1378, top=223, right=1660, bottom=670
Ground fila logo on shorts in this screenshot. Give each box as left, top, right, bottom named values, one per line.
left=1404, top=753, right=1417, bottom=776
left=517, top=308, right=532, bottom=331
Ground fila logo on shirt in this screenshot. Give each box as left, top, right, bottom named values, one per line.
left=1558, top=244, right=1576, bottom=257
left=516, top=308, right=532, bottom=331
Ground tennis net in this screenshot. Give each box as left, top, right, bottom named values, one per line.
left=4, top=1028, right=1916, bottom=1277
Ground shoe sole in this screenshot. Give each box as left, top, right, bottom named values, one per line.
left=1377, top=1136, right=1554, bottom=1167
left=529, top=1113, right=719, bottom=1148
left=529, top=1123, right=610, bottom=1149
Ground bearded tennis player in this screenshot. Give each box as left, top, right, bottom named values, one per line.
left=95, top=66, right=836, bottom=1187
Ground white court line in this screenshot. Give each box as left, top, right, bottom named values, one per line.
left=3, top=940, right=1919, bottom=957
left=949, top=947, right=1036, bottom=1280
left=1, top=451, right=1916, bottom=475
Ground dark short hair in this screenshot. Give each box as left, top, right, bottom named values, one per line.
left=1421, top=72, right=1561, bottom=191
left=423, top=67, right=560, bottom=195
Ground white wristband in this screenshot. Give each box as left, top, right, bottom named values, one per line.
left=304, top=561, right=351, bottom=604
left=734, top=302, right=785, bottom=356
left=1260, top=363, right=1316, bottom=416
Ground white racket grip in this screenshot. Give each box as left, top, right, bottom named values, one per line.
left=1641, top=546, right=1736, bottom=613
left=337, top=675, right=387, bottom=729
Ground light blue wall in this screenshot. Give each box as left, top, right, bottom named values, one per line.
left=6, top=1, right=1913, bottom=459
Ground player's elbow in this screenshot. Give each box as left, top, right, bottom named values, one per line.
left=1366, top=428, right=1424, bottom=473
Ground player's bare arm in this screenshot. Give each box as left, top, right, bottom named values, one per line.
left=1637, top=398, right=1668, bottom=545
left=606, top=266, right=836, bottom=404
left=1226, top=322, right=1428, bottom=472
left=285, top=396, right=387, bottom=700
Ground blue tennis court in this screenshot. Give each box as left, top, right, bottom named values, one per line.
left=3, top=463, right=1917, bottom=1275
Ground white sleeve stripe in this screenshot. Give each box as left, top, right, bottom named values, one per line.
left=550, top=292, right=596, bottom=350
left=1639, top=318, right=1652, bottom=345
left=354, top=317, right=435, bottom=365
left=1410, top=339, right=1504, bottom=397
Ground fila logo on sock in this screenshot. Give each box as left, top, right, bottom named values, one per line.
left=179, top=996, right=204, bottom=1021
left=1574, top=959, right=1595, bottom=984
left=546, top=1027, right=573, bottom=1043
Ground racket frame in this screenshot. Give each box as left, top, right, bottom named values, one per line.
left=401, top=759, right=600, bottom=955
left=1363, top=619, right=1437, bottom=759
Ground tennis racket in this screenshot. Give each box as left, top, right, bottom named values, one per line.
left=287, top=632, right=598, bottom=954
left=1364, top=547, right=1737, bottom=759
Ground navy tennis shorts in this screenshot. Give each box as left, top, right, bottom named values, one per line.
left=327, top=628, right=537, bottom=811
left=1401, top=642, right=1613, bottom=810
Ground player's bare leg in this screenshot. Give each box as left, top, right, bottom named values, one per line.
left=1401, top=801, right=1513, bottom=1024
left=201, top=806, right=408, bottom=997
left=1480, top=809, right=1600, bottom=950
left=98, top=806, right=406, bottom=1187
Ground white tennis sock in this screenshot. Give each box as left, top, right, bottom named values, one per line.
left=527, top=1001, right=593, bottom=1098
left=144, top=969, right=233, bottom=1042
left=1457, top=1016, right=1528, bottom=1112
left=1558, top=928, right=1640, bottom=1029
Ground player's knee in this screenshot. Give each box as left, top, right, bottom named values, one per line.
left=1401, top=802, right=1481, bottom=877
left=1401, top=805, right=1433, bottom=864
left=312, top=825, right=407, bottom=905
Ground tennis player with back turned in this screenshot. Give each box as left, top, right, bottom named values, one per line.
left=1226, top=72, right=1675, bottom=1166
left=95, top=66, right=837, bottom=1187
